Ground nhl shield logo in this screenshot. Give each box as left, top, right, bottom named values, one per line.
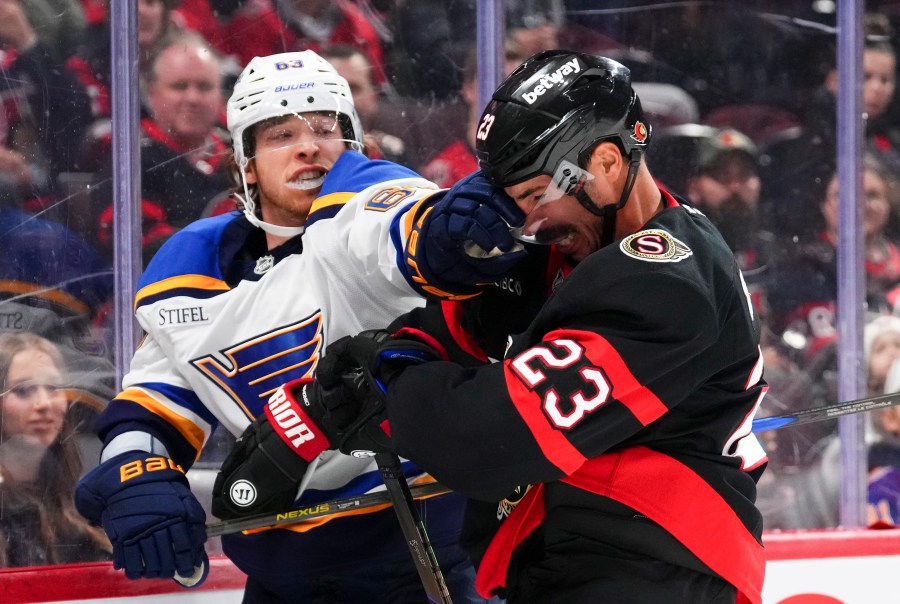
left=254, top=255, right=275, bottom=275
left=620, top=229, right=692, bottom=263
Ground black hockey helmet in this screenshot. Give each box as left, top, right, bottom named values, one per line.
left=475, top=50, right=651, bottom=189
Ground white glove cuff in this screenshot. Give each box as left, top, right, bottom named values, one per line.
left=101, top=431, right=171, bottom=462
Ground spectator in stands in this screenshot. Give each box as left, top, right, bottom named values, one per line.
left=760, top=12, right=900, bottom=242
left=648, top=124, right=775, bottom=317
left=866, top=315, right=900, bottom=396
left=92, top=31, right=230, bottom=266
left=770, top=155, right=900, bottom=343
left=0, top=0, right=92, bottom=200
left=381, top=0, right=474, bottom=99
left=868, top=353, right=900, bottom=527
left=418, top=48, right=480, bottom=188
left=211, top=0, right=386, bottom=86
left=0, top=332, right=111, bottom=567
left=754, top=308, right=900, bottom=531
left=19, top=0, right=85, bottom=61
left=795, top=316, right=900, bottom=530
left=67, top=0, right=179, bottom=126
left=0, top=188, right=115, bottom=409
left=319, top=44, right=410, bottom=166
left=419, top=46, right=524, bottom=188
left=631, top=3, right=810, bottom=115
left=504, top=6, right=559, bottom=63
left=388, top=0, right=562, bottom=99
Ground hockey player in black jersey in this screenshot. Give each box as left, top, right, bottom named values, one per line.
left=73, top=50, right=525, bottom=603
left=214, top=50, right=768, bottom=603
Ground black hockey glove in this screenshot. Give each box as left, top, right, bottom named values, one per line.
left=212, top=332, right=440, bottom=519
left=315, top=329, right=445, bottom=454
left=211, top=379, right=331, bottom=520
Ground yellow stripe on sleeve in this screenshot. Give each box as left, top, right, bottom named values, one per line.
left=134, top=275, right=230, bottom=310
left=308, top=192, right=354, bottom=216
left=118, top=387, right=207, bottom=457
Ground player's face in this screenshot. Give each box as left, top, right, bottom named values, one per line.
left=505, top=173, right=604, bottom=262
left=245, top=113, right=348, bottom=226
left=1, top=348, right=67, bottom=447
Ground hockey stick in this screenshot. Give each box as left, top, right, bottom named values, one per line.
left=203, top=480, right=450, bottom=538
left=173, top=480, right=450, bottom=588
left=751, top=389, right=900, bottom=432
left=375, top=452, right=453, bottom=604
left=176, top=390, right=900, bottom=587
left=197, top=389, right=900, bottom=537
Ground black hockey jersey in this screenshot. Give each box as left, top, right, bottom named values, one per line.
left=386, top=191, right=767, bottom=603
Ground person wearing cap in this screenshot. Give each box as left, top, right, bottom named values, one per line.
left=217, top=50, right=769, bottom=603
left=684, top=127, right=761, bottom=240
left=649, top=124, right=772, bottom=294
left=73, top=49, right=523, bottom=602
left=685, top=126, right=776, bottom=320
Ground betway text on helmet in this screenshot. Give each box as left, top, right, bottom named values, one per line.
left=521, top=57, right=582, bottom=105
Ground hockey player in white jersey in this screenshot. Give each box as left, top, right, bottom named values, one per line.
left=73, top=51, right=524, bottom=603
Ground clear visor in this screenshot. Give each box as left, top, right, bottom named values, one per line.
left=510, top=159, right=594, bottom=245
left=245, top=111, right=359, bottom=164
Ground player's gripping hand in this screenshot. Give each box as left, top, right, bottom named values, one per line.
left=410, top=171, right=527, bottom=296
left=316, top=329, right=445, bottom=454
left=212, top=332, right=441, bottom=519
left=75, top=451, right=207, bottom=582
left=211, top=380, right=330, bottom=520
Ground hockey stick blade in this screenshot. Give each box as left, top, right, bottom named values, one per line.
left=204, top=481, right=450, bottom=538
left=375, top=453, right=453, bottom=604
left=752, top=390, right=900, bottom=433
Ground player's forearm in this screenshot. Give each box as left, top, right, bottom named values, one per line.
left=389, top=362, right=562, bottom=501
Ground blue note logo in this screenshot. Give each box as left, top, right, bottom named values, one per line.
left=191, top=312, right=323, bottom=418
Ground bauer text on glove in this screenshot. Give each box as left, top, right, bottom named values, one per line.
left=75, top=451, right=207, bottom=582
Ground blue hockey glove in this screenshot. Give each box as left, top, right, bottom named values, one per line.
left=407, top=171, right=527, bottom=298
left=75, top=451, right=207, bottom=582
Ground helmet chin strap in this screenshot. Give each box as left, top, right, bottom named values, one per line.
left=238, top=160, right=305, bottom=238
left=572, top=151, right=642, bottom=249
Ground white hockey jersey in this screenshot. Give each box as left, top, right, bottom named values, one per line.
left=98, top=151, right=440, bottom=505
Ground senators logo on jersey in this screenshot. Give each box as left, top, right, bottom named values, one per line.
left=619, top=229, right=692, bottom=263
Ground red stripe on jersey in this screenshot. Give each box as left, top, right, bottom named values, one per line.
left=441, top=300, right=489, bottom=362
left=547, top=328, right=669, bottom=426
left=504, top=360, right=588, bottom=474
left=562, top=447, right=764, bottom=604
left=475, top=484, right=546, bottom=598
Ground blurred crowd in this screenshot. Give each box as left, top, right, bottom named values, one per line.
left=4, top=0, right=900, bottom=568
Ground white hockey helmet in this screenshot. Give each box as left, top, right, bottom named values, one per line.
left=226, top=51, right=365, bottom=236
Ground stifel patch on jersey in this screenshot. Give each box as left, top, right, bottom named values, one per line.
left=619, top=229, right=692, bottom=263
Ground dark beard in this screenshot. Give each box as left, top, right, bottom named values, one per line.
left=704, top=196, right=758, bottom=250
